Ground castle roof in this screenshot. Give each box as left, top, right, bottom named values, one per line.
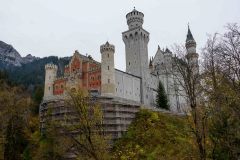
left=165, top=48, right=172, bottom=54
left=126, top=7, right=144, bottom=18
left=186, top=25, right=195, bottom=42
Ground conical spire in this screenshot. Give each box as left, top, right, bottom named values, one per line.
left=149, top=57, right=153, bottom=67
left=186, top=24, right=195, bottom=42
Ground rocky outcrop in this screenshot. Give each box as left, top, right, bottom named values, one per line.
left=0, top=41, right=39, bottom=67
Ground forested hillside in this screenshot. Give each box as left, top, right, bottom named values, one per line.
left=0, top=70, right=43, bottom=159
left=4, top=56, right=70, bottom=88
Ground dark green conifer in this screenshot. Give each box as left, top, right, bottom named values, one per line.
left=156, top=81, right=169, bottom=110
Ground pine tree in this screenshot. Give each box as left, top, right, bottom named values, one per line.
left=156, top=81, right=169, bottom=110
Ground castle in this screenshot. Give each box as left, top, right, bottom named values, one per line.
left=43, top=8, right=198, bottom=112
left=40, top=8, right=198, bottom=139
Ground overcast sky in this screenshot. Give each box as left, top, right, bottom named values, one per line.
left=0, top=0, right=239, bottom=70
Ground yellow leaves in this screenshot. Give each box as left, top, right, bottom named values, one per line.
left=112, top=109, right=195, bottom=159
left=150, top=112, right=159, bottom=121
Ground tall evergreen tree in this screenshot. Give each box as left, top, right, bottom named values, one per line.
left=156, top=81, right=169, bottom=110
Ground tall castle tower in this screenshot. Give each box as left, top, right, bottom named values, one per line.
left=122, top=8, right=150, bottom=105
left=44, top=63, right=58, bottom=100
left=122, top=8, right=149, bottom=77
left=185, top=26, right=199, bottom=74
left=100, top=42, right=116, bottom=97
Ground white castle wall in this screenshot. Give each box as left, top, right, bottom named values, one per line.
left=115, top=69, right=141, bottom=102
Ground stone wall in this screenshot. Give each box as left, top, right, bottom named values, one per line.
left=115, top=69, right=141, bottom=103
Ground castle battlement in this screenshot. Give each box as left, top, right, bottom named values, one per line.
left=45, top=63, right=58, bottom=70
left=126, top=8, right=144, bottom=29
left=100, top=42, right=115, bottom=53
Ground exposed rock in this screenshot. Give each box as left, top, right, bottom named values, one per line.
left=0, top=41, right=39, bottom=67
left=22, top=54, right=40, bottom=64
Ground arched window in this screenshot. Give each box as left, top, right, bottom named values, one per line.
left=107, top=66, right=109, bottom=70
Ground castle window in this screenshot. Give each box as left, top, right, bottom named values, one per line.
left=107, top=54, right=109, bottom=58
left=108, top=79, right=110, bottom=83
left=107, top=66, right=109, bottom=70
left=49, top=87, right=50, bottom=91
left=129, top=62, right=130, bottom=66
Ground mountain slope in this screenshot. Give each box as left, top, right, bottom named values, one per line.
left=0, top=40, right=70, bottom=87
left=8, top=56, right=70, bottom=87
left=0, top=41, right=39, bottom=67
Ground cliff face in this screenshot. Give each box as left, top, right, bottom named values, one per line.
left=0, top=41, right=38, bottom=67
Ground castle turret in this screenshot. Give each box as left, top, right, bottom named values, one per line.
left=44, top=63, right=58, bottom=100
left=126, top=7, right=144, bottom=30
left=122, top=8, right=149, bottom=77
left=186, top=25, right=196, bottom=54
left=100, top=42, right=115, bottom=97
left=185, top=25, right=199, bottom=74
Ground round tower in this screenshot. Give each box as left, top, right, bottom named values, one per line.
left=100, top=42, right=115, bottom=97
left=185, top=25, right=199, bottom=74
left=186, top=25, right=197, bottom=54
left=126, top=7, right=144, bottom=29
left=44, top=63, right=58, bottom=100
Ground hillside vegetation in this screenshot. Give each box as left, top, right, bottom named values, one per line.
left=112, top=109, right=197, bottom=160
left=8, top=56, right=70, bottom=87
